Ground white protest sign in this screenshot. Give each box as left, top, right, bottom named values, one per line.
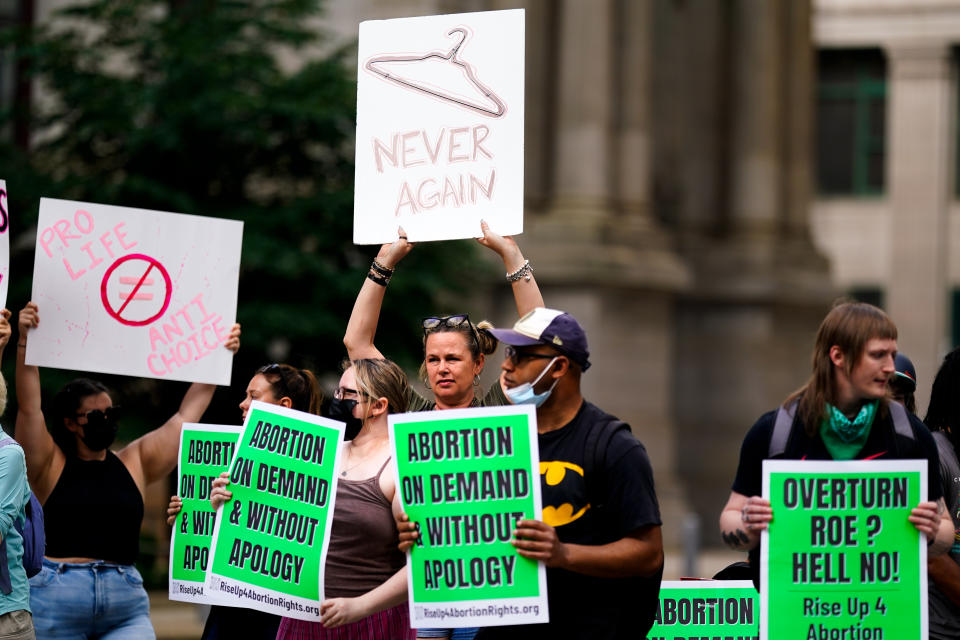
left=0, top=180, right=10, bottom=308
left=355, top=9, right=525, bottom=244
left=29, top=198, right=242, bottom=385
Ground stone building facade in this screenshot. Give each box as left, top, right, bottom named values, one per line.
left=327, top=0, right=835, bottom=551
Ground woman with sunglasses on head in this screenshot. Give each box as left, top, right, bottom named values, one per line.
left=211, top=358, right=414, bottom=639
left=344, top=221, right=543, bottom=413
left=14, top=301, right=240, bottom=639
left=346, top=224, right=542, bottom=640
left=167, top=362, right=323, bottom=640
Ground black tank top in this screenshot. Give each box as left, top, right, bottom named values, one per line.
left=43, top=451, right=144, bottom=564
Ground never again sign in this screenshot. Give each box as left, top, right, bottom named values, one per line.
left=761, top=460, right=928, bottom=640
left=390, top=405, right=548, bottom=628
left=206, top=401, right=344, bottom=621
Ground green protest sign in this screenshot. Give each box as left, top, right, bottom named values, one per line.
left=206, top=400, right=344, bottom=621
left=390, top=405, right=547, bottom=628
left=169, top=423, right=241, bottom=603
left=762, top=460, right=927, bottom=639
left=646, top=580, right=758, bottom=640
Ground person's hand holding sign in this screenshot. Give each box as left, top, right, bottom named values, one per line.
left=209, top=471, right=232, bottom=510
left=720, top=492, right=772, bottom=551
left=910, top=498, right=953, bottom=555
left=0, top=308, right=11, bottom=354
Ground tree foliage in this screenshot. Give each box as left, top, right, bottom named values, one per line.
left=0, top=0, right=482, bottom=428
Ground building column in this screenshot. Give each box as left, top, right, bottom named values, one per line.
left=885, top=42, right=952, bottom=412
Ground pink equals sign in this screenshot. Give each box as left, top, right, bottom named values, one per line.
left=119, top=276, right=154, bottom=302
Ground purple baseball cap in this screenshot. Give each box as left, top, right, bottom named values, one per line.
left=485, top=308, right=591, bottom=371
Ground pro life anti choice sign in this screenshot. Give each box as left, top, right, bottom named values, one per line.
left=761, top=460, right=927, bottom=640
left=29, top=198, right=242, bottom=385
left=390, top=405, right=548, bottom=628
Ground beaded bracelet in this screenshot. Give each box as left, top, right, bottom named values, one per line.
left=367, top=271, right=390, bottom=287
left=370, top=259, right=394, bottom=277
left=506, top=259, right=533, bottom=283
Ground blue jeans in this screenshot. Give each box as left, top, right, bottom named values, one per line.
left=29, top=559, right=154, bottom=639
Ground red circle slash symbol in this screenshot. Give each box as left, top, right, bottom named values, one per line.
left=100, top=253, right=173, bottom=326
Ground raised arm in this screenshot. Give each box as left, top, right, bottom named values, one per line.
left=120, top=324, right=240, bottom=491
left=477, top=220, right=544, bottom=316
left=343, top=229, right=414, bottom=361
left=720, top=491, right=771, bottom=551
left=13, top=302, right=63, bottom=501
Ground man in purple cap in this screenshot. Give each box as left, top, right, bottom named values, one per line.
left=473, top=307, right=664, bottom=640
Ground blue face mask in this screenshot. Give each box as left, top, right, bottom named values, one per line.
left=505, top=357, right=560, bottom=407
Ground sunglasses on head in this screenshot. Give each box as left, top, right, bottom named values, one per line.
left=422, top=314, right=481, bottom=347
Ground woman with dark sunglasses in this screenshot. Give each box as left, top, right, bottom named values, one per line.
left=167, top=362, right=323, bottom=640
left=14, top=301, right=240, bottom=639
left=344, top=222, right=543, bottom=413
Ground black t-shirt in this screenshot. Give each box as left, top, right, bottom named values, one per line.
left=477, top=401, right=662, bottom=640
left=732, top=404, right=943, bottom=585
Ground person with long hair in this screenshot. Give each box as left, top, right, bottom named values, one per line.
left=211, top=358, right=413, bottom=639
left=719, top=301, right=953, bottom=587
left=922, top=349, right=960, bottom=639
left=167, top=363, right=323, bottom=640
left=15, top=301, right=240, bottom=639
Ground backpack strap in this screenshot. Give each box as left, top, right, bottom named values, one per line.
left=888, top=401, right=914, bottom=441
left=769, top=401, right=797, bottom=458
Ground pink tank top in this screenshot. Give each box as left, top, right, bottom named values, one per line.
left=324, top=457, right=405, bottom=598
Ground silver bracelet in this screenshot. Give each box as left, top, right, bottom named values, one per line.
left=506, top=259, right=532, bottom=282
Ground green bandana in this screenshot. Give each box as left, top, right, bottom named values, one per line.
left=819, top=401, right=878, bottom=460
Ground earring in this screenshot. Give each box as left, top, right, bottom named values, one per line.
left=473, top=375, right=481, bottom=387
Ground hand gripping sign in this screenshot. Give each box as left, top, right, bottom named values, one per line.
left=206, top=401, right=345, bottom=620
left=390, top=405, right=548, bottom=628
left=170, top=423, right=242, bottom=604
left=29, top=198, right=242, bottom=385
left=761, top=460, right=928, bottom=640
left=354, top=9, right=525, bottom=244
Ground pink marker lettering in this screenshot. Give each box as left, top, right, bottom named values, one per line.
left=417, top=179, right=439, bottom=210
left=63, top=257, right=86, bottom=281
left=114, top=223, right=136, bottom=250
left=79, top=242, right=103, bottom=271
left=422, top=129, right=445, bottom=165
left=147, top=354, right=167, bottom=376
left=448, top=127, right=469, bottom=163
left=190, top=294, right=216, bottom=323
left=201, top=325, right=220, bottom=350
left=472, top=125, right=493, bottom=161
left=401, top=131, right=424, bottom=168
left=372, top=134, right=400, bottom=173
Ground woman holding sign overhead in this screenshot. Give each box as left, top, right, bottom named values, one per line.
left=718, top=301, right=954, bottom=588
left=211, top=358, right=415, bottom=639
left=169, top=362, right=324, bottom=640
left=14, top=301, right=240, bottom=639
left=343, top=221, right=543, bottom=412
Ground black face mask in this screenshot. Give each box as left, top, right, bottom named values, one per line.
left=79, top=408, right=120, bottom=451
left=327, top=398, right=362, bottom=441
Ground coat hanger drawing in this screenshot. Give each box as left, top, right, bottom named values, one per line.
left=365, top=27, right=507, bottom=118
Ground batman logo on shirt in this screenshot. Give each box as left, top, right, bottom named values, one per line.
left=540, top=461, right=590, bottom=527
